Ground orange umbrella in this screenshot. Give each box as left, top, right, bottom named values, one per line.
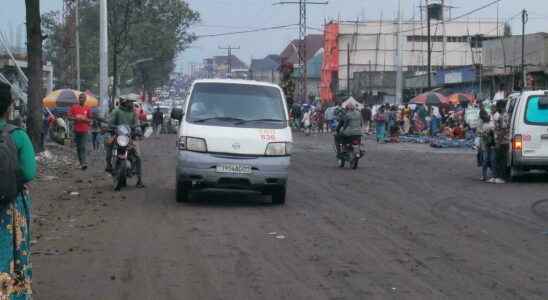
left=43, top=89, right=99, bottom=108
left=448, top=93, right=476, bottom=105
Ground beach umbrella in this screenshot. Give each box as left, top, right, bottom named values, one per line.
left=448, top=93, right=476, bottom=105
left=410, top=92, right=449, bottom=106
left=43, top=89, right=99, bottom=108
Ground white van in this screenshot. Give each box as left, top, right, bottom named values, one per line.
left=175, top=79, right=293, bottom=204
left=507, top=90, right=548, bottom=179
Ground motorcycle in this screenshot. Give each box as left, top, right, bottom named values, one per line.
left=108, top=125, right=151, bottom=191
left=335, top=135, right=364, bottom=169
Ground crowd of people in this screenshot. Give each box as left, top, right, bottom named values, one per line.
left=291, top=95, right=511, bottom=184
left=290, top=100, right=475, bottom=140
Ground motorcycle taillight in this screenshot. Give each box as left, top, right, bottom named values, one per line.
left=352, top=139, right=360, bottom=145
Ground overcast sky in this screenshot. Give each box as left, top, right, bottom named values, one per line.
left=2, top=0, right=548, bottom=74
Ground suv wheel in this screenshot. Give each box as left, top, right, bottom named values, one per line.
left=176, top=180, right=191, bottom=203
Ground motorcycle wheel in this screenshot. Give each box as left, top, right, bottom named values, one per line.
left=113, top=160, right=128, bottom=191
left=338, top=158, right=345, bottom=168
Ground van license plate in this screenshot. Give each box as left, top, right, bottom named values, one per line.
left=216, top=164, right=252, bottom=174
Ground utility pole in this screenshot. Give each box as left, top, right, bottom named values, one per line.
left=75, top=0, right=80, bottom=91
left=395, top=0, right=403, bottom=104
left=368, top=59, right=372, bottom=95
left=99, top=0, right=108, bottom=116
left=347, top=43, right=351, bottom=97
left=218, top=45, right=240, bottom=78
left=274, top=0, right=328, bottom=103
left=426, top=0, right=432, bottom=90
left=521, top=9, right=528, bottom=91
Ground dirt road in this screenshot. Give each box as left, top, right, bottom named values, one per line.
left=32, top=133, right=548, bottom=299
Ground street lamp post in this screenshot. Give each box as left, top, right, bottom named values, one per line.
left=99, top=0, right=108, bottom=116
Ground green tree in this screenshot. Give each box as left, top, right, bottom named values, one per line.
left=108, top=0, right=145, bottom=100
left=42, top=0, right=199, bottom=98
left=129, top=0, right=199, bottom=99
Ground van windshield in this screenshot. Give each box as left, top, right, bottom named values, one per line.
left=525, top=96, right=548, bottom=126
left=187, top=83, right=287, bottom=128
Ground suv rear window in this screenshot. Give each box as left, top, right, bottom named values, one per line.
left=525, top=96, right=548, bottom=125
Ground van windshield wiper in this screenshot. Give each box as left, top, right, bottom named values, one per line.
left=193, top=117, right=245, bottom=123
left=236, top=119, right=287, bottom=124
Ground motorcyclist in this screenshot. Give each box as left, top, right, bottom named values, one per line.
left=106, top=97, right=145, bottom=188
left=335, top=103, right=363, bottom=155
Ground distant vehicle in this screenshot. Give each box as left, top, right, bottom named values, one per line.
left=507, top=90, right=548, bottom=180
left=175, top=79, right=292, bottom=204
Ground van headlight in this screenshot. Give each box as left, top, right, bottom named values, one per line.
left=265, top=142, right=292, bottom=156
left=178, top=136, right=207, bottom=152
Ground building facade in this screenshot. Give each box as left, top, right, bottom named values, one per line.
left=329, top=18, right=502, bottom=99
left=249, top=55, right=281, bottom=84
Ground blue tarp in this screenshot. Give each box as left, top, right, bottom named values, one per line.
left=397, top=134, right=475, bottom=149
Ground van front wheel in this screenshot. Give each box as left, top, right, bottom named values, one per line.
left=272, top=187, right=286, bottom=205
left=176, top=181, right=191, bottom=203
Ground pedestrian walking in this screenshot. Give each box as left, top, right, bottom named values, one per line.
left=302, top=109, right=312, bottom=136
left=361, top=105, right=372, bottom=134
left=493, top=101, right=510, bottom=183
left=401, top=104, right=412, bottom=134
left=91, top=119, right=102, bottom=151
left=429, top=108, right=441, bottom=137
left=152, top=107, right=164, bottom=137
left=387, top=106, right=400, bottom=143
left=478, top=108, right=496, bottom=182
left=324, top=105, right=336, bottom=133
left=0, top=81, right=36, bottom=299
left=68, top=93, right=92, bottom=170
left=374, top=106, right=386, bottom=143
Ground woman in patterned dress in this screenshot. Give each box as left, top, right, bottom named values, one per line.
left=0, top=82, right=36, bottom=300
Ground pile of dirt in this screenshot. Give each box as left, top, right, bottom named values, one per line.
left=36, top=142, right=77, bottom=179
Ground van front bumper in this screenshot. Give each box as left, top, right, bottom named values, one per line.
left=176, top=150, right=290, bottom=191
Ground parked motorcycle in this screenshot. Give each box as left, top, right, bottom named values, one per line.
left=335, top=135, right=364, bottom=169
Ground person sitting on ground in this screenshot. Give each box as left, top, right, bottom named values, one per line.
left=452, top=123, right=466, bottom=140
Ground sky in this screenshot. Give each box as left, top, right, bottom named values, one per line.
left=2, top=0, right=548, bottom=74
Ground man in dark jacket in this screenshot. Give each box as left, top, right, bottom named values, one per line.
left=152, top=107, right=164, bottom=136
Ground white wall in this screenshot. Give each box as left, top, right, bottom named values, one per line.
left=337, top=20, right=502, bottom=90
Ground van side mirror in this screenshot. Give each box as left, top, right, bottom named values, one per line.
left=539, top=96, right=548, bottom=108
left=171, top=108, right=184, bottom=121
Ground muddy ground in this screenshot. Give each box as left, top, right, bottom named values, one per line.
left=31, top=133, right=548, bottom=300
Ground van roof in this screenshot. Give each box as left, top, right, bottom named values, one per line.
left=192, top=78, right=280, bottom=89
left=519, top=90, right=548, bottom=97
